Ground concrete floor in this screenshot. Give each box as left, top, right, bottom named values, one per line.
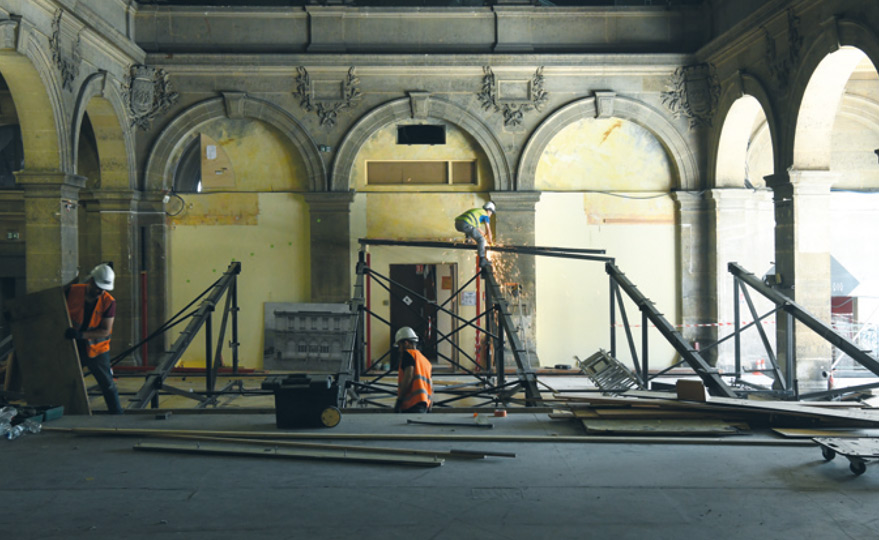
left=3, top=406, right=879, bottom=540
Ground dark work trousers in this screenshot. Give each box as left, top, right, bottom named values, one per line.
left=80, top=349, right=124, bottom=414
left=401, top=402, right=429, bottom=414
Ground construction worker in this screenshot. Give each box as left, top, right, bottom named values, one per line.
left=64, top=263, right=123, bottom=414
left=455, top=201, right=495, bottom=267
left=393, top=326, right=433, bottom=413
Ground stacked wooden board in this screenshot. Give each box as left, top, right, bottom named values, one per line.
left=551, top=384, right=879, bottom=436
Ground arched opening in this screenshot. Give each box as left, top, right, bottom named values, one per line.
left=0, top=71, right=25, bottom=339
left=166, top=116, right=311, bottom=369
left=533, top=116, right=677, bottom=369
left=712, top=95, right=776, bottom=374
left=791, top=47, right=879, bottom=388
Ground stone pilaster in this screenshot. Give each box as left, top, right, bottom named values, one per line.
left=81, top=189, right=141, bottom=363
left=489, top=190, right=540, bottom=360
left=672, top=191, right=716, bottom=365
left=765, top=170, right=835, bottom=393
left=16, top=171, right=85, bottom=293
left=136, top=192, right=168, bottom=366
left=305, top=191, right=355, bottom=303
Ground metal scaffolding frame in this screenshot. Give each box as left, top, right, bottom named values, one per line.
left=348, top=239, right=611, bottom=408
left=726, top=262, right=879, bottom=400
left=128, top=261, right=243, bottom=409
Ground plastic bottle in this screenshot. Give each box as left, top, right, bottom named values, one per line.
left=0, top=405, right=16, bottom=424
left=6, top=424, right=25, bottom=440
left=22, top=418, right=42, bottom=434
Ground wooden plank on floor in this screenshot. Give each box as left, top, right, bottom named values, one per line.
left=772, top=428, right=868, bottom=438
left=6, top=287, right=90, bottom=415
left=134, top=440, right=444, bottom=467
left=581, top=418, right=747, bottom=436
left=44, top=426, right=814, bottom=446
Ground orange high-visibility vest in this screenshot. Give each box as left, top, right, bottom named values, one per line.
left=398, top=349, right=433, bottom=410
left=67, top=284, right=114, bottom=358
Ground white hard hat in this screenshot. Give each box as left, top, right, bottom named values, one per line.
left=394, top=327, right=419, bottom=346
left=89, top=263, right=115, bottom=291
left=483, top=201, right=496, bottom=213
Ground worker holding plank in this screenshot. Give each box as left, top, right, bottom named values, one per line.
left=64, top=263, right=123, bottom=414
left=394, top=327, right=433, bottom=413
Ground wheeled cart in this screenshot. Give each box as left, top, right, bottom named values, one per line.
left=813, top=437, right=879, bottom=476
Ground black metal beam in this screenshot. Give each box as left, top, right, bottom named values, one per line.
left=359, top=238, right=612, bottom=262
left=482, top=268, right=542, bottom=404
left=729, top=262, right=879, bottom=379
left=129, top=262, right=242, bottom=409
left=606, top=262, right=738, bottom=398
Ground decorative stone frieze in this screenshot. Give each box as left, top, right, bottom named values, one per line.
left=661, top=63, right=720, bottom=129
left=49, top=10, right=81, bottom=92
left=762, top=9, right=803, bottom=92
left=294, top=66, right=362, bottom=128
left=121, top=65, right=179, bottom=130
left=477, top=66, right=548, bottom=129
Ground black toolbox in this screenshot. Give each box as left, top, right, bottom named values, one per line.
left=262, top=374, right=345, bottom=428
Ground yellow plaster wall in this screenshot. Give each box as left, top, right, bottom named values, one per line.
left=352, top=121, right=492, bottom=191
left=535, top=118, right=673, bottom=191
left=169, top=193, right=310, bottom=368
left=535, top=192, right=679, bottom=370
left=168, top=117, right=311, bottom=369
left=197, top=118, right=308, bottom=192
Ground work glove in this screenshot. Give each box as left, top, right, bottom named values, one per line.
left=64, top=327, right=83, bottom=340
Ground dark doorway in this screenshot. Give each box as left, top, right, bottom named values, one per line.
left=389, top=263, right=458, bottom=370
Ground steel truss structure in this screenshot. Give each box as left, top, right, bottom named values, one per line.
left=128, top=262, right=244, bottom=409
left=726, top=263, right=879, bottom=400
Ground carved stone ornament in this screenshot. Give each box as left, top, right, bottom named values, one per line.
left=477, top=66, right=548, bottom=128
left=294, top=66, right=362, bottom=128
left=661, top=63, right=720, bottom=129
left=121, top=65, right=179, bottom=130
left=49, top=10, right=81, bottom=92
left=763, top=9, right=803, bottom=91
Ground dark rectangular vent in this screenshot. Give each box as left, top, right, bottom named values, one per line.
left=397, top=124, right=446, bottom=145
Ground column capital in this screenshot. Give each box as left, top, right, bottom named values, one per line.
left=788, top=169, right=837, bottom=194
left=671, top=189, right=707, bottom=211
left=489, top=191, right=541, bottom=212
left=304, top=190, right=355, bottom=213
left=15, top=171, right=85, bottom=199
left=705, top=188, right=773, bottom=209
left=83, top=189, right=142, bottom=212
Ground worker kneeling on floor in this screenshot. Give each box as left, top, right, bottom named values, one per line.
left=394, top=327, right=432, bottom=414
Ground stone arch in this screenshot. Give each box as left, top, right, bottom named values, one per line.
left=711, top=72, right=778, bottom=188
left=330, top=96, right=512, bottom=191
left=517, top=95, right=698, bottom=191
left=788, top=18, right=879, bottom=170
left=144, top=94, right=324, bottom=192
left=72, top=71, right=135, bottom=189
left=0, top=24, right=69, bottom=172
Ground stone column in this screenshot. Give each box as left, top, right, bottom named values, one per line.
left=137, top=192, right=168, bottom=366
left=489, top=190, right=540, bottom=361
left=82, top=189, right=141, bottom=363
left=765, top=170, right=835, bottom=393
left=672, top=191, right=716, bottom=365
left=16, top=171, right=85, bottom=292
left=305, top=191, right=355, bottom=303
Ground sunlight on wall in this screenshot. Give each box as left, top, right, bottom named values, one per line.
left=535, top=118, right=673, bottom=191
left=536, top=193, right=678, bottom=369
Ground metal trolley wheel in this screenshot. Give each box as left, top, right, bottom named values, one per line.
left=821, top=446, right=837, bottom=461
left=849, top=459, right=867, bottom=476
left=319, top=406, right=342, bottom=428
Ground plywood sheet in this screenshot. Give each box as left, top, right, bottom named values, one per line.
left=581, top=418, right=747, bottom=435
left=6, top=287, right=91, bottom=415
